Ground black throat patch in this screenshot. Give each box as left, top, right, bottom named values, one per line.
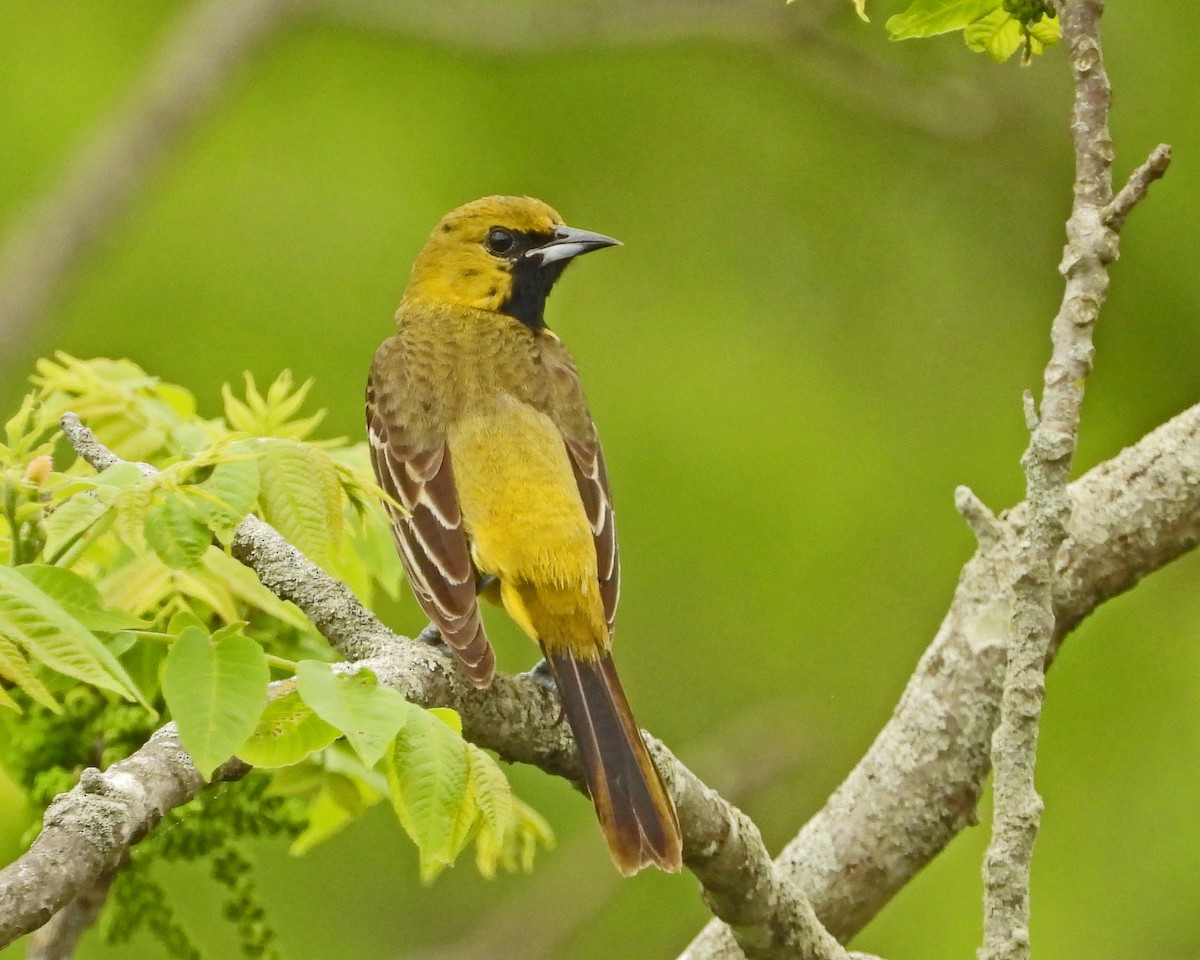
left=496, top=230, right=569, bottom=331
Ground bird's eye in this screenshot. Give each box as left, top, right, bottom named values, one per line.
left=484, top=227, right=515, bottom=256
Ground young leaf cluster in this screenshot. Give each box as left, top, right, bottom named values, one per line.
left=882, top=0, right=1060, bottom=63
left=0, top=356, right=553, bottom=954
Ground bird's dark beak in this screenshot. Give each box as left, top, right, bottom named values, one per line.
left=526, top=225, right=621, bottom=267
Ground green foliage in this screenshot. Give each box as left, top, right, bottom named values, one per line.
left=103, top=774, right=305, bottom=960
left=162, top=625, right=270, bottom=779
left=883, top=0, right=1059, bottom=62
left=0, top=357, right=552, bottom=958
left=295, top=660, right=409, bottom=768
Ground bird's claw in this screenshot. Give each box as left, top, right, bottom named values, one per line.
left=415, top=624, right=447, bottom=649
left=519, top=658, right=559, bottom=695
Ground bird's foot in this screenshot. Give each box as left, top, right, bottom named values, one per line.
left=519, top=658, right=558, bottom=695
left=415, top=623, right=447, bottom=650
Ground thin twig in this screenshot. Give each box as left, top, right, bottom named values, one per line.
left=979, top=4, right=1170, bottom=960
left=1103, top=143, right=1172, bottom=232
left=0, top=0, right=303, bottom=359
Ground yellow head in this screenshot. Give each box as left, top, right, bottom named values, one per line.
left=402, top=196, right=620, bottom=330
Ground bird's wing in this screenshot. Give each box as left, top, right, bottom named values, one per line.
left=366, top=350, right=495, bottom=687
left=534, top=343, right=621, bottom=636
left=564, top=431, right=620, bottom=635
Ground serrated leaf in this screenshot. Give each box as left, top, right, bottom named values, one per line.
left=386, top=702, right=472, bottom=881
left=99, top=552, right=175, bottom=616
left=190, top=456, right=259, bottom=533
left=162, top=625, right=269, bottom=779
left=0, top=566, right=147, bottom=707
left=16, top=565, right=147, bottom=632
left=145, top=495, right=210, bottom=569
left=199, top=548, right=310, bottom=629
left=886, top=0, right=998, bottom=38
left=255, top=440, right=341, bottom=568
left=237, top=690, right=340, bottom=768
left=467, top=744, right=513, bottom=851
left=112, top=479, right=154, bottom=551
left=295, top=661, right=409, bottom=768
left=0, top=632, right=59, bottom=712
left=964, top=8, right=1021, bottom=60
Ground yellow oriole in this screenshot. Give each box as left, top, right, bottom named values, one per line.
left=366, top=196, right=682, bottom=875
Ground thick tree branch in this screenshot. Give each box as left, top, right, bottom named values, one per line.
left=3, top=405, right=1195, bottom=954
left=11, top=416, right=850, bottom=960
left=680, top=400, right=1198, bottom=960
left=0, top=726, right=247, bottom=948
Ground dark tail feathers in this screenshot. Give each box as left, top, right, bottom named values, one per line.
left=545, top=649, right=682, bottom=876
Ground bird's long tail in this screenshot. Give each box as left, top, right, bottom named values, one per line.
left=544, top=648, right=683, bottom=876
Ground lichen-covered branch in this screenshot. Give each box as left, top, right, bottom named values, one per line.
left=0, top=726, right=246, bottom=948
left=17, top=415, right=849, bottom=960
left=6, top=406, right=1196, bottom=955
left=680, top=401, right=1198, bottom=960
left=979, top=2, right=1170, bottom=957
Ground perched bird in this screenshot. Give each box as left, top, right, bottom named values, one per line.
left=366, top=196, right=682, bottom=875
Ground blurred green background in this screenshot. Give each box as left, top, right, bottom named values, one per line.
left=1, top=0, right=1197, bottom=958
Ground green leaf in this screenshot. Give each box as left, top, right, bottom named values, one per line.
left=112, top=479, right=154, bottom=551
left=16, top=565, right=147, bottom=632
left=0, top=631, right=59, bottom=712
left=886, top=0, right=998, bottom=38
left=254, top=439, right=342, bottom=569
left=289, top=771, right=384, bottom=856
left=467, top=744, right=513, bottom=854
left=489, top=798, right=555, bottom=875
left=190, top=455, right=259, bottom=533
left=1026, top=12, right=1060, bottom=53
left=237, top=688, right=340, bottom=768
left=0, top=566, right=147, bottom=707
left=145, top=495, right=211, bottom=569
left=199, top=548, right=311, bottom=629
left=386, top=703, right=472, bottom=882
left=295, top=661, right=409, bottom=768
left=0, top=683, right=21, bottom=713
left=94, top=462, right=146, bottom=490
left=42, top=494, right=109, bottom=561
left=964, top=8, right=1022, bottom=60
left=162, top=625, right=269, bottom=779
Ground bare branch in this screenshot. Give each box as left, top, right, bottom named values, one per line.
left=680, top=402, right=1199, bottom=960
left=1103, top=143, right=1171, bottom=232
left=0, top=0, right=303, bottom=359
left=954, top=485, right=1006, bottom=549
left=0, top=726, right=247, bottom=948
left=26, top=871, right=116, bottom=960
left=978, top=3, right=1170, bottom=956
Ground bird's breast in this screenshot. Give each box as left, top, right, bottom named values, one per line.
left=447, top=395, right=596, bottom=590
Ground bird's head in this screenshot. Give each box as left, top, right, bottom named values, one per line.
left=402, top=196, right=620, bottom=331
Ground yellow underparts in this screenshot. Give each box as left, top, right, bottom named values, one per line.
left=447, top=396, right=607, bottom=658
